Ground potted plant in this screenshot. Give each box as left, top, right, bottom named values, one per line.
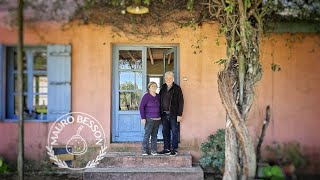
left=199, top=129, right=225, bottom=174
left=0, top=156, right=10, bottom=174
left=260, top=165, right=285, bottom=180
left=265, top=141, right=306, bottom=176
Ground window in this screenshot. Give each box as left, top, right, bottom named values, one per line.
left=0, top=44, right=71, bottom=122
left=6, top=47, right=48, bottom=120
left=118, top=50, right=143, bottom=111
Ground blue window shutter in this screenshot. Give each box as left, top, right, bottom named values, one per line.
left=0, top=44, right=5, bottom=119
left=47, top=44, right=71, bottom=120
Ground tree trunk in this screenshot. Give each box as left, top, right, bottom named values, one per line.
left=17, top=0, right=24, bottom=179
left=256, top=106, right=271, bottom=164
left=206, top=0, right=262, bottom=178
left=223, top=116, right=238, bottom=180
left=218, top=70, right=256, bottom=178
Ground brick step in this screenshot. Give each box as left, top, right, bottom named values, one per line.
left=98, top=152, right=192, bottom=168
left=83, top=166, right=203, bottom=180
left=107, top=142, right=163, bottom=152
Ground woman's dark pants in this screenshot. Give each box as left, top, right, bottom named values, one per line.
left=142, top=119, right=161, bottom=152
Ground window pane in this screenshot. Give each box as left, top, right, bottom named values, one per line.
left=33, top=76, right=48, bottom=93
left=13, top=94, right=48, bottom=120
left=14, top=95, right=34, bottom=120
left=34, top=95, right=47, bottom=120
left=119, top=72, right=142, bottom=90
left=14, top=51, right=27, bottom=70
left=119, top=92, right=142, bottom=111
left=33, top=51, right=47, bottom=70
left=33, top=94, right=48, bottom=109
left=119, top=50, right=142, bottom=70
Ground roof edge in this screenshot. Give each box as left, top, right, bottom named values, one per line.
left=265, top=21, right=320, bottom=33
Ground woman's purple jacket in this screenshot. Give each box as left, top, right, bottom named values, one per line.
left=139, top=92, right=161, bottom=119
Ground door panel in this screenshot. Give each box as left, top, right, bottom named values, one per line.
left=112, top=47, right=146, bottom=142
left=118, top=114, right=142, bottom=131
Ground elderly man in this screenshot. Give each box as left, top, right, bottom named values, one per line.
left=159, top=71, right=184, bottom=156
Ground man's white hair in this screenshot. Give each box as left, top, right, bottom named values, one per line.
left=165, top=71, right=174, bottom=78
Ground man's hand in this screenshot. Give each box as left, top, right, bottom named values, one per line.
left=177, top=116, right=182, bottom=122
left=141, top=119, right=146, bottom=125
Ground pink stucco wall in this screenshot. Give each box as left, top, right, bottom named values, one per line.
left=0, top=22, right=319, bottom=168
left=251, top=34, right=320, bottom=168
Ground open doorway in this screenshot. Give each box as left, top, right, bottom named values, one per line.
left=146, top=47, right=175, bottom=92
left=146, top=47, right=177, bottom=141
left=112, top=45, right=179, bottom=142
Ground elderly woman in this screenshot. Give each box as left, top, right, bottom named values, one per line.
left=139, top=81, right=161, bottom=155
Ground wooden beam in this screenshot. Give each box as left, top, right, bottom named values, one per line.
left=127, top=50, right=136, bottom=61
left=148, top=48, right=154, bottom=65
left=168, top=53, right=172, bottom=64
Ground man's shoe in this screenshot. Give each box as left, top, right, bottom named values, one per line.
left=142, top=151, right=149, bottom=156
left=170, top=150, right=177, bottom=156
left=159, top=149, right=171, bottom=155
left=151, top=151, right=158, bottom=156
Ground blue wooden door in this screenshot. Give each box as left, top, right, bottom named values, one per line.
left=112, top=46, right=147, bottom=142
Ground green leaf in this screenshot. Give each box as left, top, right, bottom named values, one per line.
left=224, top=5, right=234, bottom=14
left=262, top=166, right=273, bottom=177
left=227, top=47, right=232, bottom=54
left=0, top=156, right=10, bottom=173
left=245, top=0, right=251, bottom=9
left=270, top=166, right=284, bottom=177
left=221, top=26, right=228, bottom=34
left=143, top=0, right=150, bottom=5
left=200, top=129, right=225, bottom=171
left=225, top=0, right=233, bottom=4
left=235, top=41, right=241, bottom=51
left=187, top=0, right=194, bottom=10
left=215, top=59, right=227, bottom=65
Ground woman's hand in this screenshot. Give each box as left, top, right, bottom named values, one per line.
left=141, top=119, right=146, bottom=125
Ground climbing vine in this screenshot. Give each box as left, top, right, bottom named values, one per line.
left=0, top=0, right=318, bottom=39
left=0, top=0, right=319, bottom=179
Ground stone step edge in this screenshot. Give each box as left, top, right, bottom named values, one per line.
left=102, top=152, right=192, bottom=157
left=107, top=143, right=199, bottom=152
left=84, top=166, right=203, bottom=173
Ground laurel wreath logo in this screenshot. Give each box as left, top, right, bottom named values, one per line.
left=46, top=145, right=108, bottom=169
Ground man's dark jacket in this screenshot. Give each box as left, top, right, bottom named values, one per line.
left=159, top=83, right=184, bottom=117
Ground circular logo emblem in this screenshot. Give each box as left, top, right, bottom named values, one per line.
left=46, top=112, right=107, bottom=170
